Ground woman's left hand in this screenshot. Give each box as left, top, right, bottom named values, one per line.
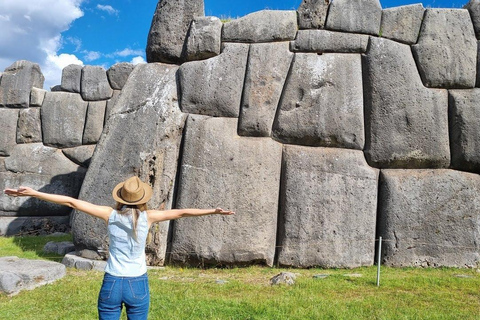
left=215, top=208, right=235, bottom=215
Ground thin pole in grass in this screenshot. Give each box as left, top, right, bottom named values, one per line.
left=376, top=237, right=382, bottom=287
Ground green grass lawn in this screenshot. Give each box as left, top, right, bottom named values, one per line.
left=1, top=236, right=479, bottom=320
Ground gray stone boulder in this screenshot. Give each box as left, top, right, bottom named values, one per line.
left=276, top=146, right=379, bottom=268
left=272, top=53, right=364, bottom=150
left=0, top=170, right=85, bottom=217
left=0, top=60, right=44, bottom=108
left=412, top=9, right=477, bottom=88
left=4, top=143, right=84, bottom=175
left=83, top=101, right=106, bottom=144
left=297, top=0, right=330, bottom=29
left=464, top=0, right=480, bottom=38
left=44, top=241, right=75, bottom=255
left=62, top=145, right=96, bottom=167
left=0, top=256, right=66, bottom=295
left=61, top=64, right=82, bottom=93
left=185, top=16, right=223, bottom=61
left=62, top=253, right=106, bottom=271
left=378, top=169, right=480, bottom=268
left=0, top=109, right=19, bottom=156
left=380, top=4, right=425, bottom=44
left=325, top=0, right=382, bottom=35
left=363, top=37, right=450, bottom=168
left=107, top=63, right=135, bottom=90
left=17, top=108, right=42, bottom=144
left=80, top=66, right=113, bottom=101
left=270, top=272, right=297, bottom=285
left=290, top=30, right=369, bottom=53
left=41, top=92, right=88, bottom=148
left=222, top=10, right=297, bottom=43
left=1, top=143, right=86, bottom=216
left=178, top=43, right=249, bottom=117
left=239, top=42, right=293, bottom=137
left=30, top=87, right=46, bottom=107
left=448, top=89, right=480, bottom=173
left=72, top=63, right=186, bottom=266
left=146, top=0, right=204, bottom=64
left=170, top=115, right=282, bottom=267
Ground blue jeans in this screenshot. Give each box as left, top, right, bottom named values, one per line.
left=98, top=273, right=150, bottom=320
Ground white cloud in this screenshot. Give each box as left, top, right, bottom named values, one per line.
left=114, top=48, right=144, bottom=57
left=96, top=4, right=118, bottom=16
left=130, top=56, right=146, bottom=65
left=0, top=0, right=85, bottom=89
left=84, top=51, right=102, bottom=62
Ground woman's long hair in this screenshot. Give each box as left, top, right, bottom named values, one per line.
left=115, top=202, right=148, bottom=241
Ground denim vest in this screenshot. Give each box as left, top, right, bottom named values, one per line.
left=105, top=209, right=148, bottom=277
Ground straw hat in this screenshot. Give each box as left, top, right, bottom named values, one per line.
left=112, top=176, right=153, bottom=205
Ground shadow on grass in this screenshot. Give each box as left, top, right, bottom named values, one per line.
left=11, top=234, right=73, bottom=262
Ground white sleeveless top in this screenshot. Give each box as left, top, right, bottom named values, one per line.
left=105, top=210, right=149, bottom=277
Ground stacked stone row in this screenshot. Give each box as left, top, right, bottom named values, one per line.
left=139, top=0, right=480, bottom=268
left=2, top=0, right=480, bottom=268
left=0, top=61, right=134, bottom=221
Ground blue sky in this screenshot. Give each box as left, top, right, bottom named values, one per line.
left=0, top=0, right=468, bottom=89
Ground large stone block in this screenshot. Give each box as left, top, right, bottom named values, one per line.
left=61, top=64, right=82, bottom=93
left=272, top=53, right=364, bottom=150
left=0, top=257, right=66, bottom=296
left=222, top=10, right=297, bottom=43
left=107, top=63, right=135, bottom=90
left=30, top=87, right=46, bottom=107
left=4, top=143, right=82, bottom=176
left=146, top=0, right=204, bottom=64
left=380, top=4, right=425, bottom=44
left=185, top=16, right=222, bottom=61
left=239, top=42, right=293, bottom=137
left=290, top=30, right=369, bottom=53
left=325, top=0, right=382, bottom=35
left=0, top=109, right=19, bottom=156
left=62, top=145, right=96, bottom=168
left=378, top=169, right=480, bottom=268
left=41, top=92, right=88, bottom=148
left=170, top=115, right=283, bottom=267
left=363, top=37, right=450, bottom=168
left=82, top=100, right=106, bottom=144
left=72, top=63, right=186, bottom=265
left=465, top=0, right=480, bottom=38
left=17, top=108, right=42, bottom=144
left=178, top=43, right=249, bottom=117
left=297, top=0, right=330, bottom=29
left=277, top=146, right=379, bottom=268
left=412, top=9, right=477, bottom=88
left=448, top=89, right=480, bottom=173
left=80, top=66, right=113, bottom=101
left=0, top=171, right=86, bottom=217
left=0, top=60, right=44, bottom=108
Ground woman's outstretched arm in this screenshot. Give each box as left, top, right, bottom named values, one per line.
left=147, top=208, right=234, bottom=225
left=4, top=187, right=113, bottom=222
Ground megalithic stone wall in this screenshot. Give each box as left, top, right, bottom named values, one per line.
left=1, top=0, right=480, bottom=268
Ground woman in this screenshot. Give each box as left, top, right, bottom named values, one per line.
left=4, top=176, right=234, bottom=320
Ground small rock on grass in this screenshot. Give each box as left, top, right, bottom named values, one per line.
left=270, top=272, right=297, bottom=285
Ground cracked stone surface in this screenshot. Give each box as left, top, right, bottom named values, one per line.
left=0, top=256, right=66, bottom=295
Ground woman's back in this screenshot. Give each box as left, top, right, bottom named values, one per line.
left=105, top=209, right=149, bottom=277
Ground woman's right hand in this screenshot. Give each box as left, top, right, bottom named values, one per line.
left=3, top=186, right=36, bottom=197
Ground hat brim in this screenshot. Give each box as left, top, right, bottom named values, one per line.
left=112, top=179, right=153, bottom=205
